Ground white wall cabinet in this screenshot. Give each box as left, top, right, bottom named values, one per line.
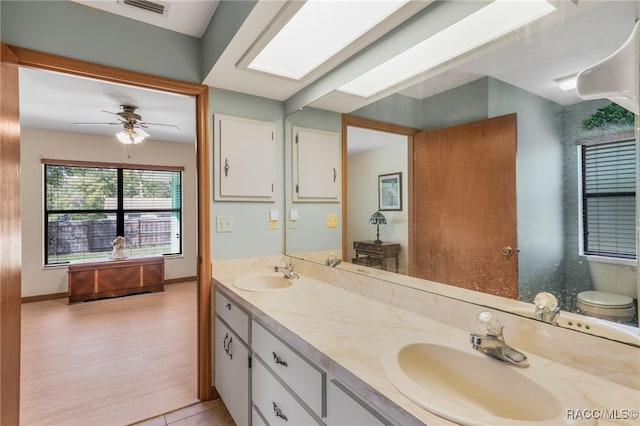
left=214, top=290, right=251, bottom=426
left=214, top=114, right=276, bottom=201
left=293, top=126, right=340, bottom=202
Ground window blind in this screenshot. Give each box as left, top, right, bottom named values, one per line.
left=44, top=164, right=182, bottom=265
left=582, top=139, right=636, bottom=259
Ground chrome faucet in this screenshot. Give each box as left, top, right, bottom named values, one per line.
left=533, top=292, right=560, bottom=324
left=275, top=257, right=299, bottom=279
left=326, top=252, right=341, bottom=267
left=470, top=311, right=529, bottom=368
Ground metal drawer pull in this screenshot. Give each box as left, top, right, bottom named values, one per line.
left=224, top=302, right=231, bottom=310
left=272, top=352, right=288, bottom=367
left=223, top=332, right=233, bottom=359
left=273, top=402, right=288, bottom=421
left=226, top=335, right=233, bottom=359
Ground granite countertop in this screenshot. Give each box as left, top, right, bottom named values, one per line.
left=213, top=270, right=640, bottom=425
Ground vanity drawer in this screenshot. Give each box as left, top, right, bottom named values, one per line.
left=252, top=320, right=324, bottom=418
left=215, top=289, right=249, bottom=343
left=252, top=357, right=321, bottom=426
left=252, top=405, right=268, bottom=426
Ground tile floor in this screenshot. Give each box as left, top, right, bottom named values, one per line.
left=131, top=399, right=235, bottom=426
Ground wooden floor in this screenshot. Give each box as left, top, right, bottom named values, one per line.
left=20, top=281, right=206, bottom=426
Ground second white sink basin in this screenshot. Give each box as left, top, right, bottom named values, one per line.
left=233, top=272, right=294, bottom=292
left=382, top=342, right=593, bottom=425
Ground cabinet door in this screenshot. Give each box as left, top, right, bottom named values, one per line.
left=214, top=114, right=276, bottom=201
left=327, top=380, right=390, bottom=426
left=293, top=127, right=340, bottom=202
left=214, top=317, right=250, bottom=426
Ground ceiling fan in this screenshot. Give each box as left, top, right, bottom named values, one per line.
left=74, top=104, right=180, bottom=144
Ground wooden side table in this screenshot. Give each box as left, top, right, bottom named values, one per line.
left=352, top=240, right=401, bottom=272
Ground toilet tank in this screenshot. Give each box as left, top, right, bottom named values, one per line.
left=588, top=256, right=638, bottom=299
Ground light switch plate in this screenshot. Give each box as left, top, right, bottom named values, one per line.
left=216, top=215, right=233, bottom=233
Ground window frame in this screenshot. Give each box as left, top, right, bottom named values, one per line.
left=43, top=160, right=184, bottom=266
left=578, top=135, right=637, bottom=261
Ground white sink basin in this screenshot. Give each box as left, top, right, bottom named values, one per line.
left=382, top=342, right=593, bottom=425
left=233, top=272, right=294, bottom=292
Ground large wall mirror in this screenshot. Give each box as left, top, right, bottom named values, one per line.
left=284, top=0, right=639, bottom=344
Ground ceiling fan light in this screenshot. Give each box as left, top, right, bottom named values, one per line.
left=116, top=131, right=134, bottom=144
left=116, top=125, right=148, bottom=144
left=131, top=131, right=146, bottom=144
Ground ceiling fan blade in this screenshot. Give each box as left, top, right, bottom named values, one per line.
left=73, top=122, right=121, bottom=126
left=101, top=110, right=121, bottom=116
left=142, top=122, right=180, bottom=132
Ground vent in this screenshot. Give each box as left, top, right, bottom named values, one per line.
left=118, top=0, right=169, bottom=16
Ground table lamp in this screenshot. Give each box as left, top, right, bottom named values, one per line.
left=369, top=211, right=387, bottom=244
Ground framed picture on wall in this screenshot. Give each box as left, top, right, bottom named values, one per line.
left=378, top=172, right=402, bottom=211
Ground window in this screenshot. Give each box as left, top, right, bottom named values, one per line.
left=44, top=162, right=182, bottom=265
left=581, top=139, right=636, bottom=259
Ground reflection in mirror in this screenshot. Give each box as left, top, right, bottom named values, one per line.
left=285, top=0, right=639, bottom=342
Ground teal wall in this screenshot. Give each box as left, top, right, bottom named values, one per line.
left=487, top=78, right=565, bottom=303
left=200, top=0, right=256, bottom=81
left=209, top=88, right=286, bottom=259
left=1, top=0, right=201, bottom=82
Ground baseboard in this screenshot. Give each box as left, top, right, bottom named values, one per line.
left=22, top=276, right=197, bottom=303
left=22, top=292, right=68, bottom=303
left=164, top=276, right=197, bottom=285
left=210, top=387, right=220, bottom=401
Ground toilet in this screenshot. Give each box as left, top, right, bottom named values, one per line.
left=577, top=258, right=637, bottom=323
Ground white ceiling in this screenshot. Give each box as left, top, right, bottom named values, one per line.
left=70, top=0, right=219, bottom=38
left=18, top=0, right=640, bottom=147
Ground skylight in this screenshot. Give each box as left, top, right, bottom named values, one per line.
left=339, top=0, right=557, bottom=98
left=247, top=0, right=409, bottom=80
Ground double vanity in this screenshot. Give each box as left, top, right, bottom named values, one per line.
left=213, top=257, right=639, bottom=425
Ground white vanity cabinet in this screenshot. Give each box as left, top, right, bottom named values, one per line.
left=327, top=379, right=391, bottom=426
left=213, top=288, right=398, bottom=426
left=251, top=319, right=325, bottom=425
left=214, top=290, right=251, bottom=426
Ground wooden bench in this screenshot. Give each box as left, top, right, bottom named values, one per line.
left=68, top=256, right=164, bottom=303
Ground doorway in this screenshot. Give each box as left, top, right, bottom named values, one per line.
left=341, top=114, right=418, bottom=271
left=0, top=44, right=212, bottom=425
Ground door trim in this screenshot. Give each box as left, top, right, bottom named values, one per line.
left=1, top=42, right=22, bottom=426
left=341, top=114, right=419, bottom=272
left=5, top=45, right=213, bottom=402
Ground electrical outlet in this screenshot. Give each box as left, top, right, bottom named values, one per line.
left=326, top=213, right=338, bottom=228
left=216, top=215, right=233, bottom=233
